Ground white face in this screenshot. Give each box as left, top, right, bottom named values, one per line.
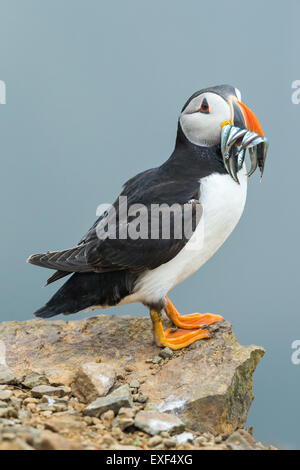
left=180, top=92, right=232, bottom=147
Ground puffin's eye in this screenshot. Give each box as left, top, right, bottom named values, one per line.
left=199, top=98, right=209, bottom=114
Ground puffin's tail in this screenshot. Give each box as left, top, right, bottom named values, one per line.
left=34, top=270, right=137, bottom=318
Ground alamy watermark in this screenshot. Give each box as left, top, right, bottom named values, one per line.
left=95, top=196, right=204, bottom=251
left=291, top=80, right=300, bottom=104
left=0, top=80, right=6, bottom=104
left=291, top=340, right=300, bottom=365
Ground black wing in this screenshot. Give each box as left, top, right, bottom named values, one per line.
left=27, top=167, right=202, bottom=276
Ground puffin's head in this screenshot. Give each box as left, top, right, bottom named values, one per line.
left=179, top=85, right=263, bottom=147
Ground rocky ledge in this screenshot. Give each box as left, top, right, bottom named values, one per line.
left=0, top=314, right=274, bottom=450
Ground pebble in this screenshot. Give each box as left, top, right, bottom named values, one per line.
left=152, top=356, right=162, bottom=365
left=38, top=430, right=83, bottom=451
left=118, top=407, right=135, bottom=419
left=116, top=416, right=135, bottom=431
left=41, top=411, right=53, bottom=418
left=26, top=403, right=38, bottom=413
left=84, top=416, right=93, bottom=425
left=72, top=362, right=115, bottom=403
left=44, top=415, right=85, bottom=433
left=31, top=385, right=70, bottom=398
left=101, top=409, right=115, bottom=424
left=159, top=347, right=173, bottom=359
left=12, top=390, right=27, bottom=399
left=83, top=384, right=133, bottom=417
left=22, top=373, right=49, bottom=389
left=148, top=435, right=163, bottom=447
left=124, top=365, right=134, bottom=373
left=111, top=427, right=123, bottom=440
left=86, top=430, right=97, bottom=439
left=0, top=407, right=18, bottom=419
left=17, top=409, right=31, bottom=421
left=0, top=390, right=12, bottom=401
left=129, top=379, right=140, bottom=389
left=0, top=364, right=16, bottom=385
left=2, top=432, right=16, bottom=441
left=175, top=432, right=194, bottom=445
left=144, top=402, right=158, bottom=411
left=163, top=437, right=176, bottom=448
left=195, top=436, right=207, bottom=447
left=134, top=411, right=184, bottom=436
left=23, top=398, right=38, bottom=405
left=136, top=393, right=148, bottom=403
left=102, top=433, right=115, bottom=446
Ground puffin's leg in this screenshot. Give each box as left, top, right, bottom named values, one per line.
left=150, top=310, right=210, bottom=350
left=164, top=297, right=223, bottom=330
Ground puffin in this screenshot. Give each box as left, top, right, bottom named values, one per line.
left=27, top=84, right=268, bottom=350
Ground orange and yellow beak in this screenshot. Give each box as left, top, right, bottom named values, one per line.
left=229, top=97, right=264, bottom=137
left=235, top=100, right=264, bottom=137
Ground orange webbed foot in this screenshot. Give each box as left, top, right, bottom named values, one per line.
left=150, top=309, right=210, bottom=351
left=164, top=297, right=222, bottom=330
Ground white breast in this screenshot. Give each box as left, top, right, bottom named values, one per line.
left=122, top=168, right=248, bottom=306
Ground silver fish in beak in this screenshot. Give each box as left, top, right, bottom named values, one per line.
left=220, top=98, right=269, bottom=183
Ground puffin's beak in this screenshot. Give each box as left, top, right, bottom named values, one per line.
left=232, top=99, right=264, bottom=137
left=221, top=98, right=268, bottom=182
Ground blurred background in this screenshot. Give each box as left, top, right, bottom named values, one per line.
left=0, top=0, right=299, bottom=449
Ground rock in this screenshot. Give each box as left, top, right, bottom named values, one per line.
left=46, top=369, right=75, bottom=387
left=0, top=390, right=12, bottom=401
left=152, top=356, right=162, bottom=365
left=101, top=409, right=115, bottom=429
left=135, top=393, right=148, bottom=403
left=144, top=402, right=158, bottom=411
left=134, top=411, right=184, bottom=436
left=0, top=407, right=18, bottom=419
left=44, top=415, right=85, bottom=433
left=83, top=384, right=133, bottom=417
left=139, top=322, right=265, bottom=435
left=31, top=385, right=70, bottom=398
left=159, top=347, right=173, bottom=359
left=148, top=435, right=162, bottom=447
left=10, top=397, right=22, bottom=408
left=72, top=362, right=115, bottom=403
left=0, top=364, right=16, bottom=385
left=163, top=437, right=176, bottom=448
left=117, top=417, right=135, bottom=431
left=225, top=429, right=259, bottom=450
left=22, top=373, right=49, bottom=389
left=0, top=315, right=264, bottom=436
left=115, top=407, right=136, bottom=430
left=17, top=409, right=31, bottom=421
left=175, top=432, right=194, bottom=445
left=129, top=379, right=140, bottom=389
left=118, top=407, right=135, bottom=419
left=38, top=431, right=83, bottom=450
